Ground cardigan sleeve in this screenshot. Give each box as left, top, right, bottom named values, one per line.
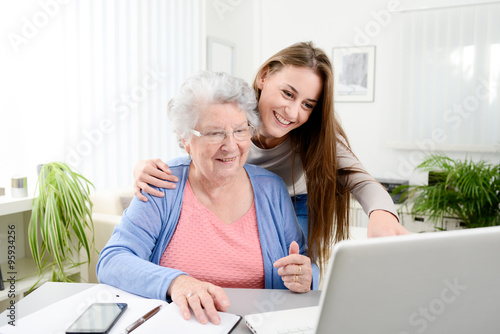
left=278, top=175, right=320, bottom=290
left=336, top=136, right=399, bottom=220
left=96, top=194, right=187, bottom=301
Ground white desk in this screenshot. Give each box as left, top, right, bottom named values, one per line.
left=0, top=282, right=321, bottom=333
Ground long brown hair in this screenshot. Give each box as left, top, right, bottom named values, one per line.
left=253, top=42, right=358, bottom=270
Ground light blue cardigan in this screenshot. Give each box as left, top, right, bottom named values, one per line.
left=97, top=159, right=319, bottom=301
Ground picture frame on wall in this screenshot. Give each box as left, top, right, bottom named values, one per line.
left=332, top=46, right=376, bottom=102
left=207, top=37, right=235, bottom=75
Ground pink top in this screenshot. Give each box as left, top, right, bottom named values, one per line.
left=159, top=180, right=265, bottom=289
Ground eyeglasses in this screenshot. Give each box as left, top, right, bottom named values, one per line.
left=191, top=124, right=255, bottom=144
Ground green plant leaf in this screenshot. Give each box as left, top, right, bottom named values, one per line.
left=27, top=162, right=96, bottom=289
left=404, top=154, right=500, bottom=229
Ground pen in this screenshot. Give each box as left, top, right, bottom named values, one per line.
left=123, top=304, right=163, bottom=334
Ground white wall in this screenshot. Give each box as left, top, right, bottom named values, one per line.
left=255, top=0, right=499, bottom=185
left=205, top=0, right=259, bottom=83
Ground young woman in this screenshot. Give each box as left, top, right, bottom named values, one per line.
left=133, top=42, right=409, bottom=270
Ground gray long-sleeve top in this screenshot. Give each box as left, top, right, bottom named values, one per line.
left=247, top=136, right=398, bottom=219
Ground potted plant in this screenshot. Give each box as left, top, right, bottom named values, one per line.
left=29, top=162, right=95, bottom=285
left=396, top=154, right=500, bottom=229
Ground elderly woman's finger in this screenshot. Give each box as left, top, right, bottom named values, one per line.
left=275, top=254, right=311, bottom=276
left=168, top=276, right=230, bottom=324
left=173, top=293, right=192, bottom=320
left=282, top=271, right=312, bottom=293
left=277, top=264, right=304, bottom=276
left=186, top=293, right=208, bottom=324
left=198, top=290, right=221, bottom=325
left=282, top=273, right=301, bottom=283
left=208, top=285, right=231, bottom=312
left=274, top=254, right=310, bottom=269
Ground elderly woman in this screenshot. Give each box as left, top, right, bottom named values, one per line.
left=96, top=71, right=316, bottom=325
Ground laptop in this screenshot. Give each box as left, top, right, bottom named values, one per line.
left=244, top=225, right=500, bottom=334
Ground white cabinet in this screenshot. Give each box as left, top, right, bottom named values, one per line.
left=0, top=196, right=81, bottom=311
left=349, top=199, right=463, bottom=233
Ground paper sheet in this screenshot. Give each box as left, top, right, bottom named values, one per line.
left=0, top=284, right=240, bottom=334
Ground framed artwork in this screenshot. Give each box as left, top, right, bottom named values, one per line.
left=207, top=37, right=235, bottom=75
left=332, top=46, right=376, bottom=102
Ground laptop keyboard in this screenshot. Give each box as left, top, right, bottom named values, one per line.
left=276, top=326, right=315, bottom=334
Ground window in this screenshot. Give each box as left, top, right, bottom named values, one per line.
left=63, top=0, right=202, bottom=189
left=393, top=2, right=500, bottom=153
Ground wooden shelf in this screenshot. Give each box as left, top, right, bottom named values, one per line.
left=0, top=257, right=80, bottom=302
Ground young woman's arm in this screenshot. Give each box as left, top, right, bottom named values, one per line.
left=336, top=139, right=410, bottom=237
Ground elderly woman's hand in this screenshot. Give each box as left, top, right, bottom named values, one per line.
left=168, top=275, right=230, bottom=325
left=273, top=241, right=312, bottom=293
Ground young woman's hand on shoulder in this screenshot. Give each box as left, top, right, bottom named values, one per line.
left=133, top=159, right=179, bottom=201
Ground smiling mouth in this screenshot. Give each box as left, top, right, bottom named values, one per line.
left=218, top=157, right=236, bottom=162
left=274, top=111, right=292, bottom=126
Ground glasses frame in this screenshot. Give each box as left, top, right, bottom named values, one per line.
left=190, top=124, right=255, bottom=144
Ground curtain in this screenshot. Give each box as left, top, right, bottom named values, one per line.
left=63, top=0, right=202, bottom=190
left=395, top=2, right=500, bottom=153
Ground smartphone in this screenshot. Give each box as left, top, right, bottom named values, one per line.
left=66, top=302, right=128, bottom=334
